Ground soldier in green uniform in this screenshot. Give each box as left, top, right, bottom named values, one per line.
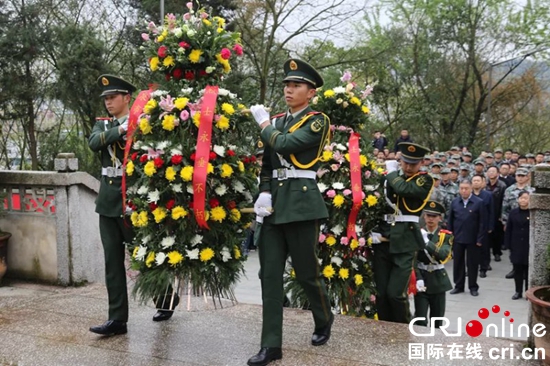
left=247, top=59, right=333, bottom=366
left=373, top=142, right=434, bottom=324
left=413, top=201, right=453, bottom=328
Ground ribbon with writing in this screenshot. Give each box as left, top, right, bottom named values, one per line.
left=346, top=132, right=362, bottom=240
left=193, top=85, right=219, bottom=228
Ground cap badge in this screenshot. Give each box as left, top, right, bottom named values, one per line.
left=257, top=140, right=264, bottom=148
left=408, top=145, right=416, bottom=153
left=289, top=60, right=298, bottom=70
left=101, top=77, right=109, bottom=86
left=430, top=202, right=436, bottom=208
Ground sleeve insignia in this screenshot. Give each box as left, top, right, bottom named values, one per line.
left=311, top=119, right=324, bottom=133
left=416, top=176, right=426, bottom=187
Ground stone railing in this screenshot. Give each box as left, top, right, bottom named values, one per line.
left=0, top=155, right=104, bottom=285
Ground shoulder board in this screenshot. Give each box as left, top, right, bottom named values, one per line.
left=440, top=229, right=452, bottom=234
left=270, top=113, right=285, bottom=119
left=307, top=111, right=322, bottom=115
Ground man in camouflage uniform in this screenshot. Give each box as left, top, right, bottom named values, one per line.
left=439, top=168, right=458, bottom=212
left=429, top=174, right=446, bottom=205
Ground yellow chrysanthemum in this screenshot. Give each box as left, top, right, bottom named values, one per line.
left=200, top=247, right=215, bottom=262
left=359, top=155, right=368, bottom=167
left=132, top=246, right=139, bottom=258
left=137, top=211, right=148, bottom=227
left=217, top=27, right=223, bottom=34
left=362, top=105, right=370, bottom=114
left=230, top=208, right=241, bottom=222
left=339, top=268, right=349, bottom=280
left=167, top=251, right=184, bottom=266
left=163, top=55, right=175, bottom=67
left=215, top=54, right=231, bottom=72
left=365, top=195, right=378, bottom=207
left=234, top=246, right=241, bottom=260
left=322, top=264, right=335, bottom=279
left=188, top=49, right=203, bottom=63
left=162, top=114, right=176, bottom=131
left=126, top=161, right=134, bottom=176
left=165, top=166, right=177, bottom=182
left=202, top=18, right=212, bottom=26
left=354, top=274, right=363, bottom=286
left=333, top=194, right=345, bottom=208
left=367, top=237, right=373, bottom=246
left=324, top=90, right=335, bottom=98
left=152, top=207, right=167, bottom=223
left=237, top=103, right=245, bottom=109
left=150, top=57, right=160, bottom=71
left=144, top=161, right=156, bottom=177
left=220, top=163, right=233, bottom=178
left=130, top=211, right=139, bottom=226
left=213, top=16, right=225, bottom=27
left=325, top=236, right=336, bottom=246
left=171, top=206, right=188, bottom=220
left=210, top=206, right=227, bottom=222
left=321, top=150, right=333, bottom=162
left=221, top=103, right=235, bottom=115
left=216, top=115, right=230, bottom=130
left=238, top=161, right=244, bottom=172
left=207, top=163, right=214, bottom=175
left=344, top=153, right=350, bottom=162
left=180, top=166, right=194, bottom=181
left=193, top=112, right=201, bottom=127
left=139, top=118, right=152, bottom=134
left=146, top=252, right=155, bottom=267
left=174, top=97, right=189, bottom=110
left=350, top=96, right=361, bottom=105
left=290, top=269, right=296, bottom=278
left=157, top=34, right=165, bottom=42
left=350, top=239, right=359, bottom=250
left=143, top=99, right=158, bottom=114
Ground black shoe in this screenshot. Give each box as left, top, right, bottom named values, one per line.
left=505, top=270, right=515, bottom=279
left=89, top=320, right=127, bottom=336
left=512, top=293, right=522, bottom=300
left=470, top=290, right=479, bottom=297
left=450, top=288, right=464, bottom=295
left=487, top=265, right=492, bottom=271
left=311, top=314, right=334, bottom=346
left=247, top=347, right=282, bottom=366
left=153, top=310, right=175, bottom=322
left=153, top=292, right=180, bottom=321
left=480, top=271, right=487, bottom=278
left=495, top=255, right=501, bottom=262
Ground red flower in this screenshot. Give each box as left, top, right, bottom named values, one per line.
left=172, top=68, right=183, bottom=80
left=227, top=201, right=236, bottom=210
left=154, top=157, right=164, bottom=168
left=189, top=202, right=194, bottom=209
left=179, top=41, right=190, bottom=48
left=220, top=48, right=231, bottom=60
left=242, top=157, right=249, bottom=164
left=209, top=152, right=217, bottom=160
left=184, top=71, right=195, bottom=80
left=131, top=152, right=138, bottom=161
left=209, top=198, right=220, bottom=208
left=140, top=154, right=148, bottom=163
left=157, top=45, right=168, bottom=58
left=165, top=73, right=171, bottom=81
left=149, top=202, right=158, bottom=211
left=190, top=153, right=196, bottom=161
left=227, top=150, right=235, bottom=157
left=199, top=69, right=207, bottom=77
left=166, top=199, right=176, bottom=210
left=250, top=156, right=257, bottom=162
left=171, top=154, right=183, bottom=165
left=233, top=44, right=243, bottom=56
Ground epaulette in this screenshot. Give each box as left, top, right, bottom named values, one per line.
left=270, top=113, right=285, bottom=119
left=440, top=229, right=452, bottom=235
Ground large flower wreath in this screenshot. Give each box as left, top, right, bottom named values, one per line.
left=284, top=73, right=385, bottom=317
left=125, top=4, right=258, bottom=304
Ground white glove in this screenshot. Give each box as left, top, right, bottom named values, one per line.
left=255, top=215, right=264, bottom=224
left=370, top=231, right=382, bottom=244
left=385, top=159, right=399, bottom=173
left=250, top=105, right=270, bottom=127
left=420, top=229, right=429, bottom=244
left=416, top=280, right=426, bottom=292
left=254, top=192, right=273, bottom=217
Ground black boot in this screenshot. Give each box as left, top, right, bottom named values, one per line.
left=247, top=348, right=282, bottom=366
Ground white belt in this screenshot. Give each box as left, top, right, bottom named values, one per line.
left=418, top=262, right=445, bottom=272
left=272, top=168, right=316, bottom=180
left=101, top=167, right=124, bottom=177
left=384, top=214, right=419, bottom=223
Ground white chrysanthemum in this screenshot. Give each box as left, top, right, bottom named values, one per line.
left=160, top=236, right=176, bottom=249
left=331, top=224, right=343, bottom=236
left=217, top=88, right=230, bottom=96
left=170, top=147, right=183, bottom=156
left=364, top=184, right=378, bottom=191
left=358, top=256, right=367, bottom=262
left=142, top=235, right=151, bottom=244
left=215, top=184, right=227, bottom=196
left=151, top=90, right=169, bottom=97
left=173, top=28, right=182, bottom=37
left=155, top=252, right=167, bottom=266
left=190, top=235, right=203, bottom=246
left=331, top=256, right=343, bottom=266
left=171, top=184, right=183, bottom=193
left=133, top=141, right=143, bottom=150
left=229, top=92, right=237, bottom=99
left=137, top=185, right=149, bottom=195
left=336, top=143, right=347, bottom=151
left=332, top=182, right=345, bottom=190
left=243, top=191, right=253, bottom=203
left=228, top=144, right=237, bottom=150
left=127, top=185, right=138, bottom=194
left=186, top=248, right=199, bottom=260
left=147, top=189, right=160, bottom=203
left=180, top=87, right=193, bottom=95
left=187, top=184, right=194, bottom=194
left=232, top=180, right=245, bottom=193
left=333, top=86, right=346, bottom=94
left=351, top=262, right=359, bottom=270
left=317, top=182, right=328, bottom=193
left=221, top=247, right=232, bottom=262
left=135, top=246, right=147, bottom=261
left=140, top=144, right=152, bottom=151
left=213, top=145, right=225, bottom=157
left=156, top=141, right=169, bottom=150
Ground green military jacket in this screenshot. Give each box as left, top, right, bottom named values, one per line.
left=415, top=227, right=453, bottom=294
left=384, top=171, right=434, bottom=254
left=259, top=106, right=330, bottom=224
left=88, top=117, right=127, bottom=217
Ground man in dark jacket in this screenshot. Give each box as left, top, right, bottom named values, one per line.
left=471, top=174, right=494, bottom=278
left=447, top=179, right=486, bottom=296
left=393, top=129, right=413, bottom=152
left=484, top=166, right=507, bottom=262
left=372, top=130, right=388, bottom=151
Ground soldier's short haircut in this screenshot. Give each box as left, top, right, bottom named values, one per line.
left=459, top=178, right=472, bottom=185
left=472, top=173, right=485, bottom=181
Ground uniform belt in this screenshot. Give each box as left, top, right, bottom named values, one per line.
left=272, top=168, right=316, bottom=180
left=384, top=214, right=419, bottom=223
left=101, top=167, right=124, bottom=177
left=418, top=262, right=445, bottom=272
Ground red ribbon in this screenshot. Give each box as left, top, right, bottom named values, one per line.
left=122, top=89, right=153, bottom=213
left=346, top=132, right=362, bottom=240
left=192, top=85, right=219, bottom=228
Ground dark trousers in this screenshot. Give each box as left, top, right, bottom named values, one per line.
left=513, top=264, right=528, bottom=294
left=490, top=222, right=504, bottom=256
left=453, top=242, right=481, bottom=291
left=373, top=242, right=416, bottom=324
left=99, top=215, right=134, bottom=322
left=414, top=292, right=446, bottom=328
left=258, top=219, right=331, bottom=347
left=480, top=236, right=491, bottom=271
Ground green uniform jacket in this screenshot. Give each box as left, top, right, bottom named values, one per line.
left=259, top=106, right=330, bottom=224
left=88, top=118, right=127, bottom=217
left=384, top=171, right=434, bottom=254
left=415, top=227, right=453, bottom=294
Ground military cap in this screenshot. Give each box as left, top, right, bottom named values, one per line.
left=97, top=74, right=136, bottom=97
left=474, top=159, right=486, bottom=166
left=450, top=166, right=459, bottom=172
left=516, top=167, right=529, bottom=176
left=431, top=162, right=443, bottom=168
left=494, top=148, right=503, bottom=153
left=397, top=142, right=430, bottom=164
left=451, top=154, right=461, bottom=160
left=460, top=164, right=470, bottom=171
left=441, top=167, right=451, bottom=174
left=463, top=151, right=472, bottom=157
left=424, top=200, right=445, bottom=216
left=526, top=153, right=535, bottom=158
left=420, top=166, right=429, bottom=172
left=283, top=59, right=324, bottom=88
left=255, top=140, right=264, bottom=156
left=450, top=146, right=460, bottom=151
left=544, top=155, right=550, bottom=163
left=430, top=173, right=441, bottom=180
left=447, top=159, right=457, bottom=165
left=486, top=153, right=494, bottom=158
left=433, top=155, right=442, bottom=160
left=424, top=155, right=432, bottom=160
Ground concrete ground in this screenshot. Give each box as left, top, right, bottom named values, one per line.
left=0, top=249, right=540, bottom=366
